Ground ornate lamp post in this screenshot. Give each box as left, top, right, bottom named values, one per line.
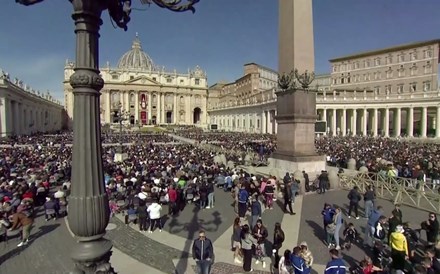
left=15, top=0, right=200, bottom=273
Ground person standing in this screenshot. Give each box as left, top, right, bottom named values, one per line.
left=333, top=207, right=344, bottom=250
left=392, top=203, right=403, bottom=223
left=300, top=242, right=313, bottom=274
left=318, top=170, right=329, bottom=194
left=422, top=212, right=439, bottom=245
left=291, top=246, right=306, bottom=274
left=240, top=224, right=255, bottom=273
left=278, top=249, right=293, bottom=274
left=136, top=200, right=148, bottom=232
left=363, top=185, right=375, bottom=219
left=206, top=181, right=215, bottom=209
left=290, top=177, right=299, bottom=215
left=302, top=171, right=310, bottom=192
left=322, top=203, right=335, bottom=235
left=272, top=222, right=285, bottom=269
left=167, top=184, right=177, bottom=216
left=147, top=198, right=162, bottom=233
left=250, top=196, right=262, bottom=229
left=324, top=249, right=347, bottom=274
left=252, top=219, right=268, bottom=268
left=365, top=206, right=383, bottom=248
left=192, top=230, right=214, bottom=274
left=232, top=217, right=243, bottom=264
left=237, top=184, right=249, bottom=220
left=389, top=225, right=408, bottom=273
left=347, top=186, right=361, bottom=219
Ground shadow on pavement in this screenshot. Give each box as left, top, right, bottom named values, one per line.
left=0, top=223, right=60, bottom=264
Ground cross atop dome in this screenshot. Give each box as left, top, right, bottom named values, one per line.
left=132, top=33, right=142, bottom=49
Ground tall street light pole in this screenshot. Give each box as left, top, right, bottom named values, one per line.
left=15, top=0, right=201, bottom=273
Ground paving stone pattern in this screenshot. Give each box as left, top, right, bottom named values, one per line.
left=0, top=207, right=76, bottom=274
left=106, top=217, right=190, bottom=273
left=192, top=262, right=271, bottom=274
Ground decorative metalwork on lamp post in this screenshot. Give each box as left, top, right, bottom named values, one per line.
left=277, top=68, right=316, bottom=92
left=15, top=0, right=201, bottom=273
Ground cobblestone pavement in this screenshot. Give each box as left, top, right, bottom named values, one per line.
left=106, top=217, right=190, bottom=273
left=298, top=190, right=429, bottom=268
left=192, top=262, right=271, bottom=274
left=0, top=207, right=76, bottom=274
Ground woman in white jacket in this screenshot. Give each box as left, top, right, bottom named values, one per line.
left=278, top=249, right=293, bottom=274
left=147, top=199, right=162, bottom=233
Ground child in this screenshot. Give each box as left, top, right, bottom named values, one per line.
left=343, top=222, right=358, bottom=250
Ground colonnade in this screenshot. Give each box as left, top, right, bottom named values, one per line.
left=212, top=108, right=278, bottom=134
left=317, top=105, right=440, bottom=138
left=0, top=96, right=62, bottom=137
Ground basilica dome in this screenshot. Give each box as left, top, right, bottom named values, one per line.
left=117, top=34, right=155, bottom=71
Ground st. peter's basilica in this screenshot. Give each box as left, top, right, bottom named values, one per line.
left=63, top=34, right=208, bottom=127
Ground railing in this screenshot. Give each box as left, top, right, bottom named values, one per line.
left=340, top=172, right=440, bottom=213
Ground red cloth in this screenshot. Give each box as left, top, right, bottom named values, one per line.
left=168, top=188, right=177, bottom=202
left=22, top=192, right=34, bottom=200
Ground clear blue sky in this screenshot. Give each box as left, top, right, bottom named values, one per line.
left=1, top=0, right=440, bottom=101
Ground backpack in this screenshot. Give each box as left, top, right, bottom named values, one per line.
left=238, top=189, right=248, bottom=203
left=265, top=185, right=274, bottom=194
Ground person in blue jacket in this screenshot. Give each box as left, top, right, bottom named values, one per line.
left=291, top=246, right=306, bottom=274
left=325, top=248, right=346, bottom=274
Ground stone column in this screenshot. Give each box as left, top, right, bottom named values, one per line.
left=68, top=1, right=113, bottom=272
left=185, top=95, right=191, bottom=124
left=134, top=91, right=139, bottom=125
left=352, top=109, right=357, bottom=136
left=342, top=109, right=347, bottom=136
left=147, top=92, right=152, bottom=123
left=173, top=93, right=178, bottom=124
left=262, top=110, right=267, bottom=133
left=407, top=107, right=414, bottom=137
left=105, top=90, right=111, bottom=124
left=0, top=98, right=7, bottom=137
left=125, top=91, right=130, bottom=112
left=436, top=107, right=440, bottom=138
left=161, top=93, right=166, bottom=123
left=421, top=107, right=428, bottom=138
left=156, top=93, right=161, bottom=124
left=394, top=108, right=401, bottom=137
left=373, top=108, right=378, bottom=136
left=332, top=108, right=337, bottom=136
left=363, top=108, right=368, bottom=136
left=384, top=108, right=390, bottom=137
left=322, top=108, right=327, bottom=135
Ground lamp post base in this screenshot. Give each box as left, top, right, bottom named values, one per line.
left=71, top=238, right=115, bottom=274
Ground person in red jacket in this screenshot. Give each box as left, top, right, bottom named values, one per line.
left=167, top=185, right=177, bottom=216
left=22, top=189, right=34, bottom=200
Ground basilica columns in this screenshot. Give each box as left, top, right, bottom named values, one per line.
left=407, top=107, right=414, bottom=137
left=394, top=108, right=401, bottom=137
left=421, top=107, right=428, bottom=138
left=436, top=107, right=440, bottom=138
left=351, top=109, right=357, bottom=136
left=362, top=108, right=368, bottom=136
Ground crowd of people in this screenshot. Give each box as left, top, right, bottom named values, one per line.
left=1, top=130, right=440, bottom=274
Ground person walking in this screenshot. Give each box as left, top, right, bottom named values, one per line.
left=232, top=217, right=243, bottom=264
left=290, top=177, right=300, bottom=215
left=365, top=206, right=383, bottom=248
left=252, top=219, right=268, bottom=268
left=302, top=171, right=310, bottom=192
left=192, top=230, right=214, bottom=274
left=283, top=175, right=294, bottom=215
left=347, top=186, right=361, bottom=219
left=147, top=198, right=162, bottom=233
left=9, top=210, right=34, bottom=247
left=240, top=224, right=255, bottom=273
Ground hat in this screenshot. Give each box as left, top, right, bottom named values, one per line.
left=300, top=241, right=308, bottom=247
left=395, top=225, right=404, bottom=233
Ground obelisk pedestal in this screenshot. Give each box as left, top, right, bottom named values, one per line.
left=269, top=0, right=326, bottom=174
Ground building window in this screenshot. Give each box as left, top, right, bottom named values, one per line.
left=354, top=62, right=359, bottom=69
left=332, top=66, right=337, bottom=72
left=398, top=65, right=405, bottom=77
left=166, top=78, right=172, bottom=83
left=374, top=72, right=380, bottom=80
left=423, top=81, right=431, bottom=92
left=386, top=68, right=392, bottom=79
left=386, top=55, right=393, bottom=64
left=364, top=60, right=370, bottom=68
left=374, top=86, right=380, bottom=94
left=130, top=76, right=134, bottom=80
left=195, top=79, right=200, bottom=85
left=340, top=74, right=344, bottom=84
left=410, top=82, right=417, bottom=92
left=398, top=54, right=405, bottom=63
left=424, top=49, right=433, bottom=58
left=385, top=85, right=391, bottom=94
left=410, top=52, right=417, bottom=61
left=180, top=79, right=184, bottom=84
left=374, top=58, right=381, bottom=66
left=347, top=73, right=351, bottom=83
left=397, top=84, right=404, bottom=93
left=112, top=74, right=119, bottom=80
left=152, top=77, right=157, bottom=81
left=332, top=78, right=337, bottom=85
left=363, top=74, right=367, bottom=81
left=410, top=65, right=418, bottom=76
left=424, top=61, right=432, bottom=73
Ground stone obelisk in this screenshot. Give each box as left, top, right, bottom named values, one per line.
left=270, top=0, right=326, bottom=173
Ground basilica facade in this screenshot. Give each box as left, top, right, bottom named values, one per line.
left=64, top=35, right=208, bottom=127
